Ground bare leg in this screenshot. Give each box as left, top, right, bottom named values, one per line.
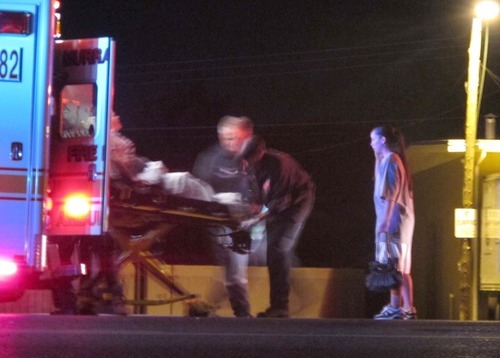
left=401, top=273, right=414, bottom=311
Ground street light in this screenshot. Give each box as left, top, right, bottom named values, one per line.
left=460, top=0, right=499, bottom=321
left=475, top=1, right=500, bottom=19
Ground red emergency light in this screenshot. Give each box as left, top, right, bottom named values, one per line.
left=0, top=260, right=18, bottom=278
left=63, top=194, right=91, bottom=218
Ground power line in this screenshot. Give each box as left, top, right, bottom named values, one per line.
left=116, top=53, right=467, bottom=86
left=124, top=115, right=463, bottom=133
left=117, top=36, right=468, bottom=70
left=116, top=48, right=465, bottom=80
left=115, top=35, right=469, bottom=85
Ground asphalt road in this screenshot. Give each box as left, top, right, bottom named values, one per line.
left=0, top=315, right=498, bottom=357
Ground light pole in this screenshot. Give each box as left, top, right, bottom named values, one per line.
left=459, top=0, right=499, bottom=321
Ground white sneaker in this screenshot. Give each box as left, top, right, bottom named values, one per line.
left=374, top=305, right=403, bottom=320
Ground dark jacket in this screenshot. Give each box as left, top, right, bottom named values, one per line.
left=192, top=144, right=252, bottom=201
left=252, top=149, right=315, bottom=223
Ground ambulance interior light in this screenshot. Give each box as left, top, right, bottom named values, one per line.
left=54, top=0, right=62, bottom=39
left=0, top=11, right=32, bottom=35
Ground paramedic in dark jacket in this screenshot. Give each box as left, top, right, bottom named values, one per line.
left=238, top=135, right=315, bottom=318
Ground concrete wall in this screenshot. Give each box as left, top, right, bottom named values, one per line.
left=0, top=290, right=53, bottom=314
left=0, top=266, right=365, bottom=318
left=121, top=264, right=366, bottom=318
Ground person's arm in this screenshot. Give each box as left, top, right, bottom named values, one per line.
left=377, top=154, right=401, bottom=234
left=239, top=209, right=269, bottom=230
left=192, top=147, right=215, bottom=183
left=377, top=198, right=396, bottom=235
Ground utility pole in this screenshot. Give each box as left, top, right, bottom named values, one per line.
left=460, top=15, right=481, bottom=322
left=460, top=1, right=499, bottom=321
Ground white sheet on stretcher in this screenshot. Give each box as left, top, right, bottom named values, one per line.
left=136, top=162, right=251, bottom=215
left=135, top=162, right=214, bottom=201
left=162, top=172, right=215, bottom=201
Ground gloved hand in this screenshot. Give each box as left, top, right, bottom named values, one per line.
left=239, top=217, right=260, bottom=231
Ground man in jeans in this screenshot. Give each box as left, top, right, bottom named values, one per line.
left=238, top=135, right=315, bottom=318
left=192, top=115, right=258, bottom=317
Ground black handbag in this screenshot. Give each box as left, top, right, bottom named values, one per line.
left=365, top=233, right=403, bottom=292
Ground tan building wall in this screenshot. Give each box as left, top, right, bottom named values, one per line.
left=412, top=158, right=464, bottom=319
left=408, top=140, right=500, bottom=320
left=0, top=266, right=366, bottom=318
left=121, top=264, right=366, bottom=318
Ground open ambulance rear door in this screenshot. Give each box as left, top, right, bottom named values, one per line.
left=47, top=37, right=115, bottom=238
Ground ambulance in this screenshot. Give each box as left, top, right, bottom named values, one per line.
left=0, top=0, right=115, bottom=302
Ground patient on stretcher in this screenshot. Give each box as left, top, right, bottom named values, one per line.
left=109, top=113, right=249, bottom=218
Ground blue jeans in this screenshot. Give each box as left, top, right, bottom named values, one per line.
left=211, top=227, right=250, bottom=316
left=266, top=216, right=305, bottom=311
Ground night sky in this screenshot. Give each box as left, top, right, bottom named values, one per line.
left=60, top=0, right=500, bottom=267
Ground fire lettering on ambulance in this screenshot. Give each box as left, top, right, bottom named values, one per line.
left=62, top=47, right=110, bottom=67
left=67, top=145, right=97, bottom=162
left=55, top=208, right=101, bottom=227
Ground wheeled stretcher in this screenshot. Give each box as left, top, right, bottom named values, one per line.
left=107, top=183, right=251, bottom=314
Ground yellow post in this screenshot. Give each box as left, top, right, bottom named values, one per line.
left=460, top=17, right=482, bottom=321
left=463, top=17, right=481, bottom=209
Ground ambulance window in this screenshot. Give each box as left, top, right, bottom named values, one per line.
left=0, top=11, right=32, bottom=35
left=60, top=84, right=96, bottom=138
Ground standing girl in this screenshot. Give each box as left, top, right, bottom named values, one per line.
left=370, top=125, right=417, bottom=320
